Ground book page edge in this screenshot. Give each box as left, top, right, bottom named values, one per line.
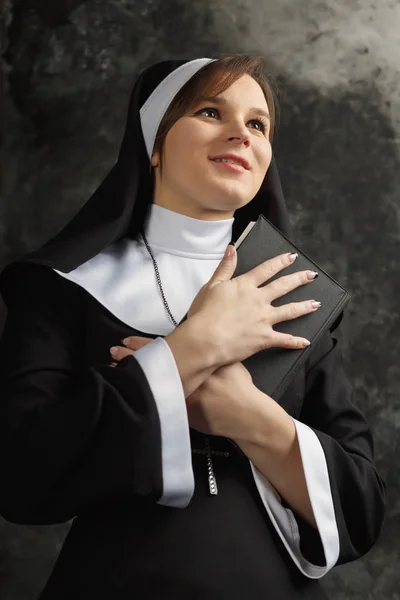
left=233, top=221, right=256, bottom=249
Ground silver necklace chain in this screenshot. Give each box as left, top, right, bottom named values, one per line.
left=141, top=229, right=219, bottom=495
left=141, top=231, right=178, bottom=327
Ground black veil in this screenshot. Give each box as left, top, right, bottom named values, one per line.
left=8, top=59, right=292, bottom=273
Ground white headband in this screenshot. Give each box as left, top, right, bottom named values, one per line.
left=139, top=58, right=216, bottom=160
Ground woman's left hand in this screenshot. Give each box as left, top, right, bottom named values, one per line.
left=110, top=337, right=255, bottom=438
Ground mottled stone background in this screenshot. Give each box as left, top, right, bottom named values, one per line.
left=1, top=0, right=399, bottom=598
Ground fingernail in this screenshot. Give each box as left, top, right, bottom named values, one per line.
left=311, top=300, right=321, bottom=308
left=302, top=339, right=311, bottom=347
left=110, top=347, right=118, bottom=357
left=225, top=245, right=234, bottom=258
left=307, top=271, right=318, bottom=280
left=122, top=338, right=130, bottom=345
left=288, top=253, right=298, bottom=262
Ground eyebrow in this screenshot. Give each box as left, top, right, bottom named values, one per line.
left=195, top=95, right=271, bottom=121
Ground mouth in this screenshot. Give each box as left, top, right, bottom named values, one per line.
left=210, top=159, right=247, bottom=174
left=209, top=154, right=250, bottom=174
left=209, top=154, right=250, bottom=169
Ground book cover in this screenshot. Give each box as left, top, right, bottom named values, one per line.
left=233, top=214, right=351, bottom=400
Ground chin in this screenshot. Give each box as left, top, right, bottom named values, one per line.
left=192, top=177, right=251, bottom=210
left=206, top=197, right=248, bottom=214
left=216, top=190, right=250, bottom=209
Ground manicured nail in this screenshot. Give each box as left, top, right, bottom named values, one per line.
left=302, top=339, right=311, bottom=347
left=122, top=338, right=130, bottom=345
left=307, top=271, right=319, bottom=280
left=288, top=253, right=298, bottom=262
left=110, top=347, right=118, bottom=357
left=311, top=300, right=321, bottom=308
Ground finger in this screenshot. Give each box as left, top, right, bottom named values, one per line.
left=237, top=252, right=298, bottom=288
left=209, top=244, right=237, bottom=284
left=271, top=299, right=321, bottom=325
left=122, top=336, right=152, bottom=350
left=264, top=270, right=318, bottom=303
left=266, top=332, right=311, bottom=350
left=110, top=346, right=134, bottom=361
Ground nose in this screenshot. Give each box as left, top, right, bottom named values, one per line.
left=225, top=120, right=251, bottom=146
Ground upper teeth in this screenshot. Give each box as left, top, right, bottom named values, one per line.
left=214, top=158, right=243, bottom=167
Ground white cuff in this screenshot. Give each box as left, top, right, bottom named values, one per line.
left=249, top=418, right=340, bottom=579
left=134, top=337, right=194, bottom=508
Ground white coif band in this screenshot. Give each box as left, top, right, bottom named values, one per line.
left=140, top=58, right=216, bottom=160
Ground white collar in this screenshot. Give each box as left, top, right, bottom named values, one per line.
left=53, top=203, right=235, bottom=335
left=143, top=203, right=234, bottom=259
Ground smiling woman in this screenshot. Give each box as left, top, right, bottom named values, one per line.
left=150, top=56, right=277, bottom=220
left=0, top=54, right=386, bottom=600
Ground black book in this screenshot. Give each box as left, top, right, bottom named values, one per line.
left=233, top=214, right=351, bottom=401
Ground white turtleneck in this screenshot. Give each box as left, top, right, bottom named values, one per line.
left=53, top=202, right=339, bottom=579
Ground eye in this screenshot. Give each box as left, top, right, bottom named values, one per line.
left=248, top=119, right=267, bottom=134
left=196, top=108, right=268, bottom=135
left=197, top=107, right=219, bottom=119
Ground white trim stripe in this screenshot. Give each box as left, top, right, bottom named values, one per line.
left=140, top=58, right=216, bottom=159
left=250, top=418, right=340, bottom=579
left=134, top=337, right=194, bottom=508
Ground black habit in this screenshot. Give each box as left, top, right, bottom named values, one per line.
left=0, top=58, right=386, bottom=599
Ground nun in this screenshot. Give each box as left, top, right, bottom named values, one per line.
left=0, top=55, right=386, bottom=599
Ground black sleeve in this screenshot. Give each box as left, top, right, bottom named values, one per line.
left=298, top=330, right=387, bottom=566
left=0, top=262, right=182, bottom=525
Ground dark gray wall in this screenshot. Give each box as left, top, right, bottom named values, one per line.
left=1, top=1, right=398, bottom=598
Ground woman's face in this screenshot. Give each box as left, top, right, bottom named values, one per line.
left=151, top=74, right=272, bottom=221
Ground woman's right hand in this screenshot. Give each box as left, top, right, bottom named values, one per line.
left=187, top=245, right=320, bottom=367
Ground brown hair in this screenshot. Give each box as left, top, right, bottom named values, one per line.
left=152, top=54, right=279, bottom=176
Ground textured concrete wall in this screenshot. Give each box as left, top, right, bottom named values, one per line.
left=1, top=1, right=398, bottom=598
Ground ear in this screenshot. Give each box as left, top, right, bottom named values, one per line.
left=151, top=151, right=159, bottom=168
